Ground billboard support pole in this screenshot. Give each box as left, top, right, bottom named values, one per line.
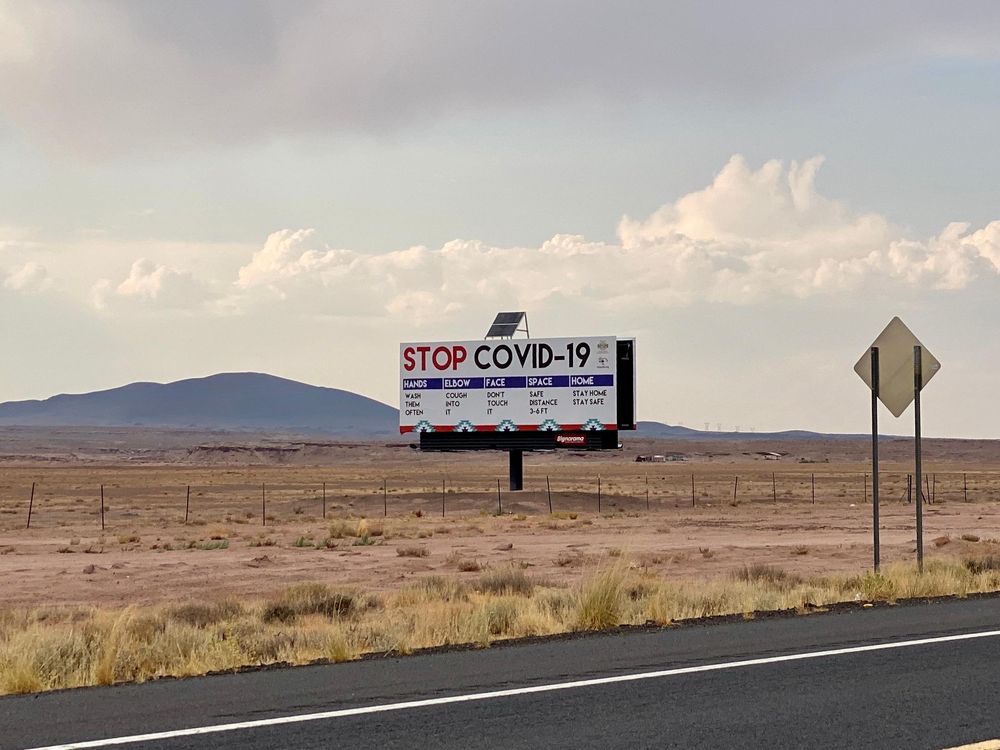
left=870, top=346, right=880, bottom=572
left=509, top=450, right=523, bottom=492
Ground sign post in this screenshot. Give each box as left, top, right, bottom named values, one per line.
left=870, top=346, right=880, bottom=571
left=855, top=317, right=940, bottom=573
left=509, top=449, right=523, bottom=492
left=914, top=345, right=924, bottom=571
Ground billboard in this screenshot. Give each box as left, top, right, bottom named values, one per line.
left=399, top=336, right=618, bottom=434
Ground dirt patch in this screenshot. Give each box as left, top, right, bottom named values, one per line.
left=1, top=432, right=999, bottom=608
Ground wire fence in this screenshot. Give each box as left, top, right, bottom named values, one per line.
left=2, top=469, right=1000, bottom=531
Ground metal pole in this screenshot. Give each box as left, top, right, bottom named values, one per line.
left=509, top=450, right=523, bottom=492
left=185, top=485, right=191, bottom=524
left=322, top=482, right=326, bottom=519
left=441, top=478, right=446, bottom=518
left=100, top=485, right=105, bottom=530
left=26, top=481, right=35, bottom=529
left=811, top=473, right=815, bottom=504
left=871, top=346, right=881, bottom=572
left=496, top=478, right=502, bottom=515
left=546, top=475, right=552, bottom=514
left=691, top=474, right=696, bottom=507
left=914, top=345, right=924, bottom=573
left=964, top=473, right=968, bottom=503
left=771, top=472, right=777, bottom=503
left=383, top=478, right=388, bottom=517
left=261, top=483, right=266, bottom=527
left=597, top=475, right=602, bottom=513
left=733, top=476, right=738, bottom=504
left=645, top=474, right=650, bottom=511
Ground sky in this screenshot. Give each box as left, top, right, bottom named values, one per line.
left=1, top=1, right=999, bottom=438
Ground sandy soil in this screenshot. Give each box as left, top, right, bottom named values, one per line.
left=1, top=429, right=999, bottom=609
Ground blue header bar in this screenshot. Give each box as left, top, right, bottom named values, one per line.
left=403, top=374, right=613, bottom=390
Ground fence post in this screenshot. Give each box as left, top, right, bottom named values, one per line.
left=932, top=474, right=937, bottom=504
left=496, top=478, right=502, bottom=515
left=100, top=485, right=105, bottom=530
left=772, top=472, right=777, bottom=503
left=907, top=474, right=912, bottom=504
left=645, top=474, right=650, bottom=511
left=185, top=485, right=190, bottom=523
left=383, top=478, right=388, bottom=517
left=811, top=473, right=815, bottom=504
left=322, top=482, right=327, bottom=519
left=691, top=474, right=696, bottom=507
left=26, top=481, right=35, bottom=529
left=925, top=475, right=931, bottom=505
left=964, top=473, right=968, bottom=502
left=597, top=475, right=602, bottom=513
left=261, top=483, right=266, bottom=526
left=864, top=473, right=868, bottom=504
left=546, top=475, right=552, bottom=514
left=733, top=476, right=739, bottom=504
left=441, top=478, right=446, bottom=518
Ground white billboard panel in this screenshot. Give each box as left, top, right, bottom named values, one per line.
left=399, top=336, right=617, bottom=434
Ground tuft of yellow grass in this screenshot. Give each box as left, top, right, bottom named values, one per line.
left=2, top=559, right=1000, bottom=695
left=574, top=564, right=625, bottom=630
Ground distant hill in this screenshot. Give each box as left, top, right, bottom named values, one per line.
left=636, top=421, right=868, bottom=441
left=0, top=373, right=398, bottom=435
left=0, top=377, right=870, bottom=440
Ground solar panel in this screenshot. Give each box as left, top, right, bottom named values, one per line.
left=494, top=312, right=524, bottom=324
left=485, top=311, right=526, bottom=338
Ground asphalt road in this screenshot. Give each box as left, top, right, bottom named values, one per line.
left=4, top=596, right=1000, bottom=750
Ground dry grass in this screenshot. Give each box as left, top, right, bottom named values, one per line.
left=474, top=567, right=534, bottom=596
left=2, top=559, right=1000, bottom=696
left=396, top=545, right=430, bottom=558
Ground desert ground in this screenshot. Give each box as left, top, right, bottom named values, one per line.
left=2, top=427, right=1000, bottom=609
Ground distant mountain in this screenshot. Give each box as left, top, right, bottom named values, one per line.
left=0, top=373, right=398, bottom=435
left=636, top=421, right=869, bottom=441
left=0, top=378, right=872, bottom=440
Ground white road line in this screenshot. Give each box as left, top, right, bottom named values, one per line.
left=24, top=628, right=1000, bottom=750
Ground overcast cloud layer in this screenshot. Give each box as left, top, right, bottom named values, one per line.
left=3, top=1, right=1000, bottom=154
left=2, top=1, right=1000, bottom=438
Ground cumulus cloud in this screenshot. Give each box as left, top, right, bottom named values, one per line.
left=1, top=1, right=999, bottom=154
left=0, top=225, right=41, bottom=252
left=3, top=261, right=49, bottom=292
left=13, top=156, right=1000, bottom=322
left=91, top=259, right=211, bottom=311
left=223, top=157, right=1000, bottom=321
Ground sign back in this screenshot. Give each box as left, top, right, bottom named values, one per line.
left=854, top=317, right=941, bottom=417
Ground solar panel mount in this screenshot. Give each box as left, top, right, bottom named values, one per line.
left=485, top=311, right=529, bottom=339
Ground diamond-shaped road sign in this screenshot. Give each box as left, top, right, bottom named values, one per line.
left=854, top=317, right=941, bottom=418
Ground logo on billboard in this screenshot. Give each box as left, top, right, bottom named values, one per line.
left=556, top=434, right=587, bottom=445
